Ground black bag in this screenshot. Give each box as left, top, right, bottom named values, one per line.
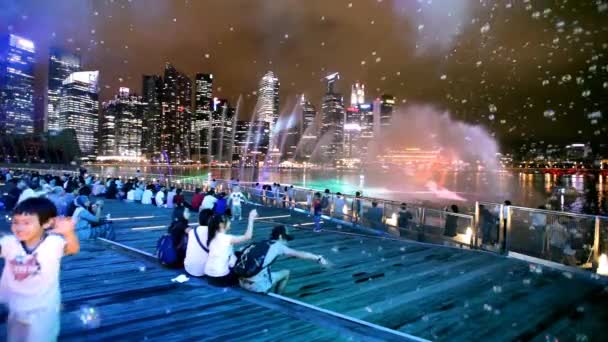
left=232, top=240, right=275, bottom=278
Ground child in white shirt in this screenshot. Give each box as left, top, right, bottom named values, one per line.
left=0, top=197, right=80, bottom=341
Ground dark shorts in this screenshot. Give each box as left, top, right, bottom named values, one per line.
left=207, top=273, right=238, bottom=287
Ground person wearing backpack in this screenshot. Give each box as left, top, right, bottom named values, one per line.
left=184, top=209, right=214, bottom=277
left=156, top=206, right=190, bottom=267
left=204, top=209, right=258, bottom=287
left=237, top=225, right=329, bottom=294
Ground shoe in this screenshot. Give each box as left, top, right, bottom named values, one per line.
left=314, top=228, right=322, bottom=233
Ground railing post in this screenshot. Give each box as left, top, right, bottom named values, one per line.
left=593, top=216, right=601, bottom=264
left=505, top=206, right=512, bottom=254
left=474, top=201, right=480, bottom=248
left=498, top=204, right=505, bottom=253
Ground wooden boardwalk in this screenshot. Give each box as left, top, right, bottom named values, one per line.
left=1, top=200, right=607, bottom=341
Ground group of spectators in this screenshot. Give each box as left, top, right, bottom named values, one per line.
left=1, top=169, right=114, bottom=240
left=152, top=180, right=330, bottom=294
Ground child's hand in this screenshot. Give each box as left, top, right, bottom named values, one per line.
left=249, top=209, right=259, bottom=220
left=50, top=217, right=76, bottom=236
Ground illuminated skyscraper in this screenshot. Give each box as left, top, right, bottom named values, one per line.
left=142, top=74, right=163, bottom=159
left=293, top=95, right=318, bottom=161
left=210, top=97, right=235, bottom=163
left=58, top=71, right=100, bottom=160
left=192, top=73, right=213, bottom=161
left=47, top=48, right=80, bottom=133
left=350, top=82, right=365, bottom=106
left=254, top=71, right=280, bottom=131
left=0, top=34, right=35, bottom=135
left=100, top=87, right=145, bottom=160
left=358, top=102, right=374, bottom=160
left=161, top=63, right=192, bottom=162
left=321, top=72, right=345, bottom=161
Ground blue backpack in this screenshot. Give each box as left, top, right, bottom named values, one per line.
left=156, top=234, right=178, bottom=266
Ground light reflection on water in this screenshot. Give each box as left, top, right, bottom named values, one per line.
left=95, top=165, right=607, bottom=214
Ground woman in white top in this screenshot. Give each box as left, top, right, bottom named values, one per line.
left=184, top=209, right=215, bottom=277
left=204, top=209, right=258, bottom=287
left=126, top=188, right=136, bottom=202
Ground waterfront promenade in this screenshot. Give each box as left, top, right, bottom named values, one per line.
left=1, top=198, right=607, bottom=341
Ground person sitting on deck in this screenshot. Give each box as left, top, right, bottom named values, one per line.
left=126, top=187, right=136, bottom=202
left=173, top=188, right=185, bottom=207
left=364, top=202, right=385, bottom=229
left=184, top=209, right=214, bottom=277
left=238, top=225, right=329, bottom=294
left=205, top=209, right=258, bottom=287
left=166, top=187, right=177, bottom=209
left=155, top=187, right=166, bottom=208
left=168, top=206, right=191, bottom=267
left=141, top=185, right=154, bottom=205
left=71, top=196, right=115, bottom=240
left=201, top=190, right=217, bottom=211
left=191, top=188, right=204, bottom=211
left=444, top=204, right=459, bottom=237
left=16, top=180, right=37, bottom=206
left=134, top=185, right=144, bottom=203
left=1, top=197, right=80, bottom=342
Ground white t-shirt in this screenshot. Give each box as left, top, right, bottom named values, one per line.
left=204, top=232, right=236, bottom=277
left=230, top=192, right=244, bottom=206
left=155, top=191, right=165, bottom=206
left=201, top=195, right=217, bottom=210
left=0, top=234, right=65, bottom=312
left=142, top=190, right=153, bottom=204
left=17, top=188, right=37, bottom=204
left=184, top=226, right=209, bottom=277
left=126, top=190, right=136, bottom=201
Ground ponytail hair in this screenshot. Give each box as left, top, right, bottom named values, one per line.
left=207, top=214, right=229, bottom=246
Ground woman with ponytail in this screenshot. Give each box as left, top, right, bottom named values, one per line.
left=204, top=209, right=258, bottom=286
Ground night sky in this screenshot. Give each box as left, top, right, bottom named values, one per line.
left=1, top=0, right=607, bottom=150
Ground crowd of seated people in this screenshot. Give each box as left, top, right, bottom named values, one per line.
left=0, top=169, right=115, bottom=239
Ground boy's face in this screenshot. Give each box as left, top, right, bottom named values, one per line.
left=11, top=214, right=51, bottom=242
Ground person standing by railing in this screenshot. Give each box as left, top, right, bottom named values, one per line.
left=313, top=192, right=323, bottom=232
left=351, top=192, right=362, bottom=226
left=228, top=186, right=245, bottom=221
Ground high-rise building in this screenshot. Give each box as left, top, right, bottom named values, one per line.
left=47, top=48, right=80, bottom=133
left=320, top=72, right=345, bottom=161
left=350, top=82, right=365, bottom=106
left=343, top=106, right=363, bottom=160
left=160, top=63, right=192, bottom=162
left=380, top=94, right=395, bottom=128
left=301, top=95, right=317, bottom=132
left=358, top=102, right=374, bottom=160
left=0, top=34, right=35, bottom=135
left=209, top=98, right=235, bottom=163
left=192, top=73, right=213, bottom=161
left=57, top=71, right=100, bottom=160
left=254, top=71, right=280, bottom=131
left=232, top=120, right=270, bottom=165
left=100, top=87, right=145, bottom=160
left=142, top=75, right=163, bottom=159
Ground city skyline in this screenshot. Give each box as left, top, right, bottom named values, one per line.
left=1, top=0, right=606, bottom=149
